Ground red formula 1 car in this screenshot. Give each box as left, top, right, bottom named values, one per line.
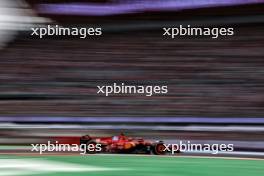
left=80, top=133, right=166, bottom=155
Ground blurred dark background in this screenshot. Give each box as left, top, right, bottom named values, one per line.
left=1, top=27, right=264, bottom=117
left=0, top=0, right=263, bottom=118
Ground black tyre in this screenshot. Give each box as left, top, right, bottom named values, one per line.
left=152, top=142, right=166, bottom=155
left=86, top=141, right=98, bottom=154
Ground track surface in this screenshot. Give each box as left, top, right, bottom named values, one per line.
left=0, top=154, right=263, bottom=176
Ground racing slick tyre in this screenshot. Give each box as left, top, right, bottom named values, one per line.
left=152, top=142, right=166, bottom=155
left=86, top=140, right=98, bottom=154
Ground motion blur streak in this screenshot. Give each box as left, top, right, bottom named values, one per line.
left=38, top=0, right=264, bottom=16
left=0, top=0, right=49, bottom=49
left=0, top=117, right=264, bottom=123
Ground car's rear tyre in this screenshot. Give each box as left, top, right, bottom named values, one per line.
left=152, top=142, right=166, bottom=155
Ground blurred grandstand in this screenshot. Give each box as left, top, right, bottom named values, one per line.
left=0, top=0, right=264, bottom=158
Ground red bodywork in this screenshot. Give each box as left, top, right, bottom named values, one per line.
left=80, top=134, right=164, bottom=154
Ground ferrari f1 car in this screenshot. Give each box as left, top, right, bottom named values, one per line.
left=80, top=133, right=167, bottom=155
